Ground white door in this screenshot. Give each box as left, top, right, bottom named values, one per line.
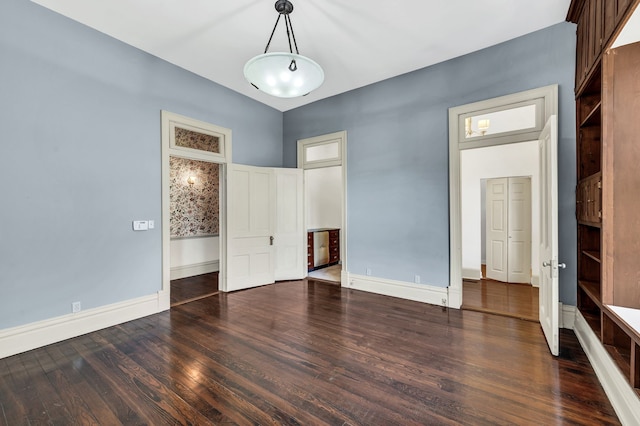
left=507, top=177, right=532, bottom=284
left=226, top=164, right=275, bottom=291
left=486, top=177, right=531, bottom=283
left=486, top=178, right=509, bottom=282
left=274, top=168, right=305, bottom=280
left=539, top=115, right=560, bottom=356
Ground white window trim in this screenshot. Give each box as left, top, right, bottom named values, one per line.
left=297, top=132, right=344, bottom=169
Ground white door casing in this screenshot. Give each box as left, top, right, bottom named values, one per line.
left=486, top=178, right=509, bottom=282
left=539, top=115, right=560, bottom=356
left=508, top=177, right=532, bottom=284
left=448, top=85, right=558, bottom=309
left=274, top=168, right=305, bottom=281
left=226, top=164, right=275, bottom=292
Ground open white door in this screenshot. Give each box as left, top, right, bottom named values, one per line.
left=274, top=168, right=305, bottom=280
left=539, top=115, right=561, bottom=356
left=227, top=164, right=275, bottom=291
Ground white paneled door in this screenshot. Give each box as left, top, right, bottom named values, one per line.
left=226, top=165, right=304, bottom=292
left=486, top=177, right=531, bottom=283
left=274, top=168, right=305, bottom=281
left=539, top=115, right=560, bottom=356
left=227, top=164, right=275, bottom=292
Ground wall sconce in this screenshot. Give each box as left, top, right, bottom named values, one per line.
left=187, top=176, right=196, bottom=186
left=465, top=117, right=491, bottom=137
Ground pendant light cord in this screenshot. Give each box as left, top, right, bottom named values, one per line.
left=263, top=11, right=300, bottom=55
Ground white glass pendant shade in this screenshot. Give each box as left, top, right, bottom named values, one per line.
left=244, top=52, right=324, bottom=98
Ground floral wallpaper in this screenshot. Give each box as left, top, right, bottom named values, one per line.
left=175, top=127, right=220, bottom=153
left=170, top=157, right=219, bottom=237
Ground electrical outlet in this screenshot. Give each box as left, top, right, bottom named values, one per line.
left=414, top=275, right=421, bottom=284
left=366, top=268, right=372, bottom=276
left=72, top=301, right=81, bottom=313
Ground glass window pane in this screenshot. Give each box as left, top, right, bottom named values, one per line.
left=306, top=142, right=339, bottom=162
left=465, top=104, right=536, bottom=139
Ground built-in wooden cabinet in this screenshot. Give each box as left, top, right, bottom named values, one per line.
left=307, top=229, right=340, bottom=272
left=570, top=0, right=635, bottom=92
left=569, top=0, right=640, bottom=393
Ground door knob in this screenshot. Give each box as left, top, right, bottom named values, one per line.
left=542, top=261, right=566, bottom=269
left=270, top=236, right=274, bottom=246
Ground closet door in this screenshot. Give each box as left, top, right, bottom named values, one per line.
left=486, top=178, right=509, bottom=282
left=486, top=177, right=532, bottom=284
left=507, top=178, right=532, bottom=284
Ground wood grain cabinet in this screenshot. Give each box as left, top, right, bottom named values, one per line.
left=570, top=0, right=635, bottom=92
left=307, top=228, right=340, bottom=272
left=576, top=172, right=601, bottom=226
left=569, top=0, right=640, bottom=392
left=307, top=232, right=314, bottom=271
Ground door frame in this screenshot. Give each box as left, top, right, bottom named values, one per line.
left=297, top=131, right=348, bottom=282
left=448, top=85, right=557, bottom=308
left=160, top=111, right=232, bottom=307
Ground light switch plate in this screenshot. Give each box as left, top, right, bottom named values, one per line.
left=133, top=220, right=149, bottom=231
left=148, top=220, right=155, bottom=229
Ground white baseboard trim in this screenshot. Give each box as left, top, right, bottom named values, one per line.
left=531, top=274, right=540, bottom=287
left=170, top=260, right=219, bottom=280
left=343, top=272, right=449, bottom=307
left=561, top=304, right=576, bottom=330
left=0, top=292, right=167, bottom=359
left=462, top=268, right=482, bottom=280
left=573, top=310, right=640, bottom=426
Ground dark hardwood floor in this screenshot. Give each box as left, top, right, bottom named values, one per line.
left=0, top=280, right=619, bottom=425
left=170, top=272, right=219, bottom=306
left=462, top=278, right=539, bottom=321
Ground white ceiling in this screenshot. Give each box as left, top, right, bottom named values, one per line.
left=31, top=0, right=572, bottom=112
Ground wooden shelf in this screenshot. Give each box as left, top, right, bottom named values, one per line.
left=580, top=100, right=602, bottom=127
left=604, top=344, right=632, bottom=381
left=579, top=280, right=602, bottom=307
left=582, top=250, right=601, bottom=263
left=582, top=310, right=602, bottom=336
left=606, top=306, right=640, bottom=345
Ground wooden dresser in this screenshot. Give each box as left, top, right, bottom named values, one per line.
left=307, top=228, right=340, bottom=272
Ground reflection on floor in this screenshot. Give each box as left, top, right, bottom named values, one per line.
left=308, top=264, right=341, bottom=284
left=462, top=278, right=539, bottom=322
left=170, top=272, right=219, bottom=307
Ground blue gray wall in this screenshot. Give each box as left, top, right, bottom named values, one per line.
left=0, top=0, right=282, bottom=328
left=283, top=23, right=578, bottom=305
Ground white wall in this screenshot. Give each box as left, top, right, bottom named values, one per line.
left=170, top=236, right=219, bottom=280
left=305, top=166, right=342, bottom=230
left=460, top=141, right=540, bottom=285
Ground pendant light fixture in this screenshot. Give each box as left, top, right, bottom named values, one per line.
left=244, top=0, right=324, bottom=98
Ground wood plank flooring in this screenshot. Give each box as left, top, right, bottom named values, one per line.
left=462, top=279, right=539, bottom=321
left=170, top=272, right=219, bottom=306
left=0, top=281, right=619, bottom=425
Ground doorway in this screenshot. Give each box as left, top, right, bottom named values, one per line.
left=297, top=131, right=347, bottom=285
left=161, top=111, right=231, bottom=308
left=449, top=85, right=561, bottom=355
left=459, top=142, right=539, bottom=320
left=168, top=157, right=220, bottom=306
